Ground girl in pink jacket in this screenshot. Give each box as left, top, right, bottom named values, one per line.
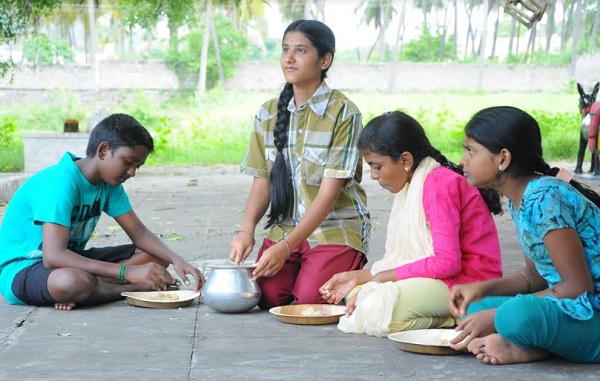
left=320, top=111, right=503, bottom=337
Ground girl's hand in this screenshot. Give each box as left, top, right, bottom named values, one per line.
left=448, top=282, right=485, bottom=317
left=252, top=241, right=288, bottom=280
left=229, top=230, right=255, bottom=265
left=319, top=271, right=361, bottom=304
left=171, top=258, right=205, bottom=292
left=124, top=262, right=177, bottom=291
left=344, top=293, right=358, bottom=316
left=449, top=309, right=497, bottom=351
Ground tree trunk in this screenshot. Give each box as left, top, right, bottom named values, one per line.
left=561, top=0, right=575, bottom=53
left=452, top=0, right=458, bottom=59
left=463, top=1, right=476, bottom=60
left=525, top=24, right=537, bottom=63
left=366, top=28, right=384, bottom=62
left=477, top=0, right=489, bottom=89
left=490, top=3, right=501, bottom=59
left=198, top=0, right=212, bottom=98
left=571, top=0, right=583, bottom=76
left=545, top=0, right=556, bottom=51
left=210, top=15, right=225, bottom=85
left=87, top=0, right=99, bottom=100
left=515, top=21, right=521, bottom=55
left=168, top=19, right=179, bottom=53
left=438, top=2, right=449, bottom=61
left=590, top=0, right=600, bottom=43
left=304, top=0, right=314, bottom=19
left=378, top=6, right=391, bottom=62
left=508, top=18, right=516, bottom=55
left=388, top=0, right=408, bottom=92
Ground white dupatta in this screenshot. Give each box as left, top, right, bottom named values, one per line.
left=338, top=157, right=439, bottom=337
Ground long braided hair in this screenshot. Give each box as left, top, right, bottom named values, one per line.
left=357, top=111, right=503, bottom=215
left=266, top=19, right=336, bottom=228
left=465, top=106, right=600, bottom=208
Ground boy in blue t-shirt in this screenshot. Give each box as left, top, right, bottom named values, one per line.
left=0, top=113, right=204, bottom=309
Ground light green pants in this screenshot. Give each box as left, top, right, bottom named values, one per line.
left=348, top=277, right=457, bottom=332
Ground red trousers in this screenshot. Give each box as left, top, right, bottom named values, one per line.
left=256, top=238, right=367, bottom=310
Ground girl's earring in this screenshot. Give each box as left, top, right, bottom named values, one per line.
left=499, top=165, right=504, bottom=171
left=404, top=167, right=409, bottom=172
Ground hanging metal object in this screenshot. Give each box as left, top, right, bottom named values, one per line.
left=504, top=0, right=548, bottom=28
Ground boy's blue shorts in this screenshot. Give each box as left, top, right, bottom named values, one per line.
left=12, top=244, right=137, bottom=306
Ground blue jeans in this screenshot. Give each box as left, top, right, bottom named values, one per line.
left=467, top=294, right=600, bottom=363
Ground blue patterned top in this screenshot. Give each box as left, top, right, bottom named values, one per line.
left=509, top=176, right=600, bottom=320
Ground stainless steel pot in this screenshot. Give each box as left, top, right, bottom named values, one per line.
left=202, top=263, right=261, bottom=313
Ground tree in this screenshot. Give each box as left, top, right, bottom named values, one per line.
left=0, top=0, right=65, bottom=79
left=279, top=0, right=306, bottom=22
left=590, top=0, right=600, bottom=45
left=355, top=0, right=396, bottom=62
left=388, top=0, right=409, bottom=92
left=545, top=0, right=557, bottom=51
left=571, top=0, right=584, bottom=74
left=198, top=0, right=212, bottom=97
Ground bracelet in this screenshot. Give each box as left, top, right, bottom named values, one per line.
left=281, top=237, right=291, bottom=258
left=234, top=230, right=255, bottom=245
left=118, top=263, right=126, bottom=281
left=518, top=270, right=532, bottom=293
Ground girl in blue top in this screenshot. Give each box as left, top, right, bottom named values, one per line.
left=449, top=106, right=600, bottom=364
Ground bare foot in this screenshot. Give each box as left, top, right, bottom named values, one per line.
left=54, top=302, right=76, bottom=311
left=467, top=334, right=549, bottom=365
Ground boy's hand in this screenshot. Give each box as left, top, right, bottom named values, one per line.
left=171, top=259, right=205, bottom=292
left=125, top=262, right=178, bottom=291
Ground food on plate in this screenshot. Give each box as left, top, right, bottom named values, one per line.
left=142, top=293, right=180, bottom=301
left=301, top=306, right=323, bottom=317
left=432, top=337, right=450, bottom=346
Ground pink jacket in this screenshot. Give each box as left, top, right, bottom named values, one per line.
left=394, top=166, right=503, bottom=288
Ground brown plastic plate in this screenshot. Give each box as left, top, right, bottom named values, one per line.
left=388, top=329, right=466, bottom=355
left=121, top=290, right=200, bottom=309
left=269, top=304, right=346, bottom=325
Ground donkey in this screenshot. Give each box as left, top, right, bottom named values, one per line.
left=575, top=82, right=600, bottom=175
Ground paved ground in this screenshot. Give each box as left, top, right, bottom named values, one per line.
left=1, top=164, right=600, bottom=381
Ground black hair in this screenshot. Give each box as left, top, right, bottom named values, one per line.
left=464, top=106, right=600, bottom=208
left=266, top=19, right=336, bottom=228
left=358, top=111, right=503, bottom=215
left=86, top=113, right=154, bottom=157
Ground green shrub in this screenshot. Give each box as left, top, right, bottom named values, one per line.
left=0, top=118, right=24, bottom=172
left=23, top=34, right=73, bottom=64
left=400, top=25, right=456, bottom=62
left=165, top=15, right=248, bottom=90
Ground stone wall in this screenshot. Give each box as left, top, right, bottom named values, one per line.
left=1, top=57, right=599, bottom=105
left=226, top=61, right=583, bottom=93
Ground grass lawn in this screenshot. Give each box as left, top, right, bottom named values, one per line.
left=0, top=88, right=585, bottom=171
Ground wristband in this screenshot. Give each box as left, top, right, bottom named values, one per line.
left=118, top=263, right=126, bottom=281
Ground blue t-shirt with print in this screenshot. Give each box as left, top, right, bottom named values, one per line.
left=509, top=176, right=600, bottom=320
left=0, top=152, right=132, bottom=305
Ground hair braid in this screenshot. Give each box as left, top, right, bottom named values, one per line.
left=266, top=83, right=295, bottom=228
left=541, top=164, right=600, bottom=208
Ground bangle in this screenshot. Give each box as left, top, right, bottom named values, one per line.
left=234, top=230, right=255, bottom=245
left=281, top=237, right=291, bottom=257
left=118, top=263, right=126, bottom=281
left=552, top=288, right=560, bottom=298
left=518, top=271, right=532, bottom=293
